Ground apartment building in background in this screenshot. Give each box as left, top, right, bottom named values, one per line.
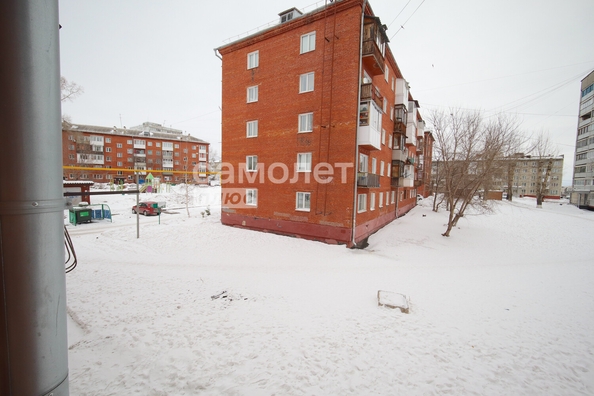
left=216, top=0, right=432, bottom=247
left=571, top=70, right=594, bottom=209
left=493, top=154, right=564, bottom=199
left=62, top=122, right=210, bottom=184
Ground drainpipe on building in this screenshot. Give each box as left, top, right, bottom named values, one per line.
left=0, top=0, right=69, bottom=394
left=350, top=0, right=369, bottom=248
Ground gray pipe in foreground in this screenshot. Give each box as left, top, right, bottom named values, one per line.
left=0, top=0, right=70, bottom=395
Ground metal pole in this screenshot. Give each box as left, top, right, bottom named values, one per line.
left=136, top=172, right=139, bottom=239
left=0, top=0, right=69, bottom=395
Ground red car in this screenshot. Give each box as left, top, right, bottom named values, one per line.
left=132, top=201, right=161, bottom=216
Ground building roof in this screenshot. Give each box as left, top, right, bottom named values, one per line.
left=63, top=122, right=209, bottom=144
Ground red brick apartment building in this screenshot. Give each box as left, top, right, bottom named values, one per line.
left=216, top=0, right=432, bottom=247
left=62, top=122, right=210, bottom=184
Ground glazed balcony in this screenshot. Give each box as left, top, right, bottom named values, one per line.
left=394, top=104, right=408, bottom=134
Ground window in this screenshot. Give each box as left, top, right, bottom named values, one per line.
left=359, top=154, right=369, bottom=173
left=156, top=142, right=161, bottom=147
left=388, top=133, right=392, bottom=149
left=246, top=155, right=258, bottom=171
left=298, top=113, right=313, bottom=133
left=296, top=192, right=311, bottom=211
left=391, top=191, right=395, bottom=203
left=117, top=153, right=122, bottom=158
left=106, top=156, right=111, bottom=162
left=117, top=161, right=122, bottom=167
left=105, top=147, right=112, bottom=153
left=297, top=153, right=312, bottom=172
left=68, top=145, right=74, bottom=150
left=247, top=50, right=259, bottom=69
left=247, top=120, right=258, bottom=138
left=299, top=72, right=314, bottom=93
left=247, top=85, right=258, bottom=102
left=381, top=128, right=386, bottom=145
left=127, top=149, right=133, bottom=154
left=300, top=32, right=316, bottom=54
left=385, top=66, right=389, bottom=82
left=379, top=192, right=383, bottom=208
left=370, top=193, right=376, bottom=210
left=358, top=193, right=367, bottom=212
left=386, top=191, right=389, bottom=206
left=127, top=140, right=132, bottom=145
left=371, top=158, right=377, bottom=174
left=116, top=143, right=122, bottom=148
left=148, top=142, right=152, bottom=146
left=380, top=161, right=385, bottom=176
left=68, top=154, right=75, bottom=160
left=105, top=138, right=111, bottom=143
left=174, top=144, right=180, bottom=149
left=246, top=189, right=257, bottom=206
left=383, top=98, right=387, bottom=113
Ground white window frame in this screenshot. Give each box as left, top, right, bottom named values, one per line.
left=247, top=50, right=259, bottom=69
left=391, top=191, right=395, bottom=204
left=370, top=192, right=376, bottom=211
left=300, top=32, right=316, bottom=54
left=371, top=158, right=377, bottom=174
left=297, top=153, right=312, bottom=172
left=247, top=120, right=258, bottom=138
left=379, top=192, right=383, bottom=208
left=299, top=72, right=314, bottom=93
left=358, top=193, right=367, bottom=213
left=385, top=66, right=389, bottom=82
left=298, top=112, right=313, bottom=133
left=246, top=155, right=258, bottom=171
left=381, top=128, right=386, bottom=145
left=359, top=154, right=368, bottom=173
left=247, top=85, right=258, bottom=103
left=386, top=191, right=389, bottom=206
left=296, top=192, right=311, bottom=211
left=380, top=160, right=385, bottom=176
left=246, top=189, right=257, bottom=206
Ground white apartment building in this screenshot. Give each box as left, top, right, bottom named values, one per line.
left=571, top=70, right=594, bottom=208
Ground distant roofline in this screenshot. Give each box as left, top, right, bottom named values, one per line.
left=62, top=122, right=210, bottom=144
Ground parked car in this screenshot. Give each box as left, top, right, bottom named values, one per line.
left=132, top=201, right=161, bottom=216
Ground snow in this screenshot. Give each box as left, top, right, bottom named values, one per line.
left=65, top=186, right=594, bottom=395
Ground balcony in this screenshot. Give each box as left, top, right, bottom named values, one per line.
left=358, top=125, right=381, bottom=150
left=357, top=172, right=380, bottom=188
left=392, top=149, right=407, bottom=162
left=361, top=83, right=383, bottom=110
left=134, top=149, right=146, bottom=157
left=394, top=104, right=407, bottom=134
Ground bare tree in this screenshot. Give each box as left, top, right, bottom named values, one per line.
left=529, top=133, right=557, bottom=208
left=60, top=76, right=84, bottom=102
left=429, top=109, right=520, bottom=236
left=60, top=76, right=84, bottom=123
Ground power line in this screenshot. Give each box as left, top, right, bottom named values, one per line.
left=390, top=0, right=426, bottom=40
left=387, top=0, right=413, bottom=29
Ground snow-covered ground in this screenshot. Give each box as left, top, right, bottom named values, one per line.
left=65, top=186, right=594, bottom=395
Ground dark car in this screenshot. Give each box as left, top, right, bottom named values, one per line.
left=132, top=201, right=161, bottom=216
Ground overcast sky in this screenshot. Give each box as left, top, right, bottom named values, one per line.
left=59, top=0, right=594, bottom=185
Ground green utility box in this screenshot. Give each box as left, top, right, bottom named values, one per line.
left=69, top=207, right=92, bottom=225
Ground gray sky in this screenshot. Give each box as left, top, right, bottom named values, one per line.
left=59, top=0, right=594, bottom=185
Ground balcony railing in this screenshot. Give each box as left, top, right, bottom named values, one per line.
left=360, top=83, right=383, bottom=110
left=362, top=40, right=385, bottom=75
left=357, top=172, right=380, bottom=188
